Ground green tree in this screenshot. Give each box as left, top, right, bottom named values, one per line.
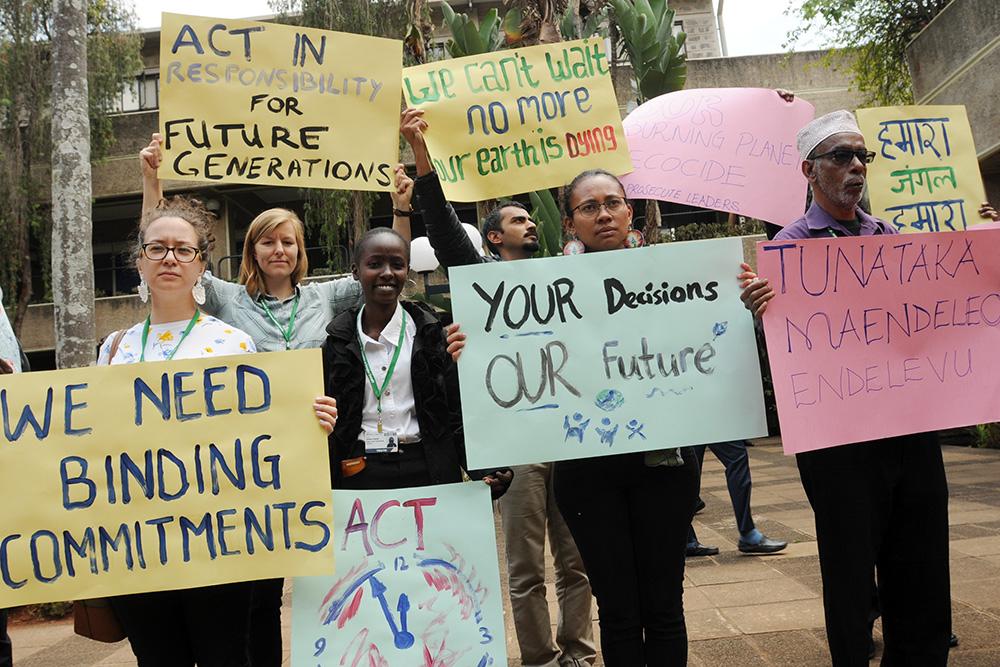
left=785, top=0, right=953, bottom=106
left=0, top=0, right=140, bottom=332
left=609, top=0, right=686, bottom=103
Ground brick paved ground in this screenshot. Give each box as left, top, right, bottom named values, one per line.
left=10, top=439, right=1000, bottom=665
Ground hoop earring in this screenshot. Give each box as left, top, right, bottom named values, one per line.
left=137, top=276, right=149, bottom=303
left=192, top=276, right=206, bottom=305
left=562, top=236, right=585, bottom=255
left=624, top=229, right=645, bottom=249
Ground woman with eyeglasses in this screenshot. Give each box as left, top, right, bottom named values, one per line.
left=446, top=169, right=698, bottom=666
left=137, top=133, right=413, bottom=664
left=99, top=197, right=338, bottom=666
left=555, top=170, right=700, bottom=666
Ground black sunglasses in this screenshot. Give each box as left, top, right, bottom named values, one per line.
left=811, top=149, right=876, bottom=165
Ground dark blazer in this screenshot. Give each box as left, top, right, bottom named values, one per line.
left=322, top=300, right=471, bottom=486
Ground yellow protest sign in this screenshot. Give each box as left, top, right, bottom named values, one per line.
left=857, top=105, right=987, bottom=233
left=0, top=350, right=334, bottom=607
left=159, top=13, right=401, bottom=191
left=402, top=39, right=633, bottom=200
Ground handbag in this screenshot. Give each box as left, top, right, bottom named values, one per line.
left=73, top=598, right=126, bottom=643
left=73, top=328, right=129, bottom=642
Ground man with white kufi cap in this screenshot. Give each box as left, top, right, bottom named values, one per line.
left=738, top=110, right=951, bottom=666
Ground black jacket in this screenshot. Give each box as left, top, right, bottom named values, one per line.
left=414, top=171, right=498, bottom=268
left=322, top=300, right=474, bottom=486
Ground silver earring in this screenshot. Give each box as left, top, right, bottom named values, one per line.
left=138, top=277, right=149, bottom=303
left=192, top=277, right=206, bottom=305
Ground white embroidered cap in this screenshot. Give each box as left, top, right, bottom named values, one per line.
left=796, top=109, right=863, bottom=160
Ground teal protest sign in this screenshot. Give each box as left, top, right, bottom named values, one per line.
left=450, top=239, right=768, bottom=468
left=291, top=483, right=506, bottom=667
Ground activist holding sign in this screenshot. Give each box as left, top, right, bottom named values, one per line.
left=739, top=110, right=952, bottom=666
left=139, top=134, right=414, bottom=665
left=553, top=170, right=700, bottom=666
left=400, top=107, right=597, bottom=667
left=97, top=196, right=339, bottom=665
left=321, top=227, right=512, bottom=497
left=448, top=169, right=701, bottom=666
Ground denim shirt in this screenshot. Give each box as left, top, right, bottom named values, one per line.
left=202, top=272, right=362, bottom=352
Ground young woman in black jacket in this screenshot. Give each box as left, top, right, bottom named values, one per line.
left=322, top=227, right=512, bottom=496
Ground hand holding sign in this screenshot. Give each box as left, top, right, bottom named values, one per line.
left=449, top=241, right=767, bottom=468
left=401, top=39, right=632, bottom=200
left=620, top=87, right=814, bottom=225
left=857, top=105, right=987, bottom=233
left=0, top=350, right=334, bottom=607
left=158, top=13, right=402, bottom=191
left=757, top=230, right=1000, bottom=454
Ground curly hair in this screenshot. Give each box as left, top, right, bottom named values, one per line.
left=133, top=196, right=216, bottom=264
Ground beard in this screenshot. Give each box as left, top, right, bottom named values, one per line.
left=815, top=170, right=864, bottom=212
left=522, top=239, right=540, bottom=253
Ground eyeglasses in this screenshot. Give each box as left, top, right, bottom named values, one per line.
left=571, top=197, right=628, bottom=220
left=141, top=243, right=201, bottom=263
left=811, top=149, right=876, bottom=166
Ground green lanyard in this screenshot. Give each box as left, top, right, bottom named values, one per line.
left=259, top=293, right=300, bottom=350
left=140, top=310, right=200, bottom=362
left=357, top=306, right=407, bottom=433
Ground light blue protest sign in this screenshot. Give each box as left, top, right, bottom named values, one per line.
left=450, top=239, right=768, bottom=468
left=291, top=483, right=506, bottom=667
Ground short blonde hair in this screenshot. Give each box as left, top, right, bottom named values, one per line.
left=239, top=208, right=309, bottom=297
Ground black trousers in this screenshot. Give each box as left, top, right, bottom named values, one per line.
left=688, top=440, right=755, bottom=544
left=797, top=432, right=950, bottom=667
left=554, top=452, right=699, bottom=667
left=0, top=609, right=11, bottom=667
left=110, top=582, right=253, bottom=667
left=249, top=578, right=284, bottom=667
left=339, top=443, right=434, bottom=490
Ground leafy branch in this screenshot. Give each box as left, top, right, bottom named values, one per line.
left=785, top=0, right=953, bottom=106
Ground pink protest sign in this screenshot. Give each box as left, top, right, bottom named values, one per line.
left=757, top=229, right=1000, bottom=454
left=620, top=88, right=814, bottom=225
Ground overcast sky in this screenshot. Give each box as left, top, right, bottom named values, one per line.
left=134, top=0, right=825, bottom=57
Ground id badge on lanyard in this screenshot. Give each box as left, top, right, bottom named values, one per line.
left=358, top=306, right=407, bottom=455
left=364, top=430, right=399, bottom=454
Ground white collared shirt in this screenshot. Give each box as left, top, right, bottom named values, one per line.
left=356, top=303, right=420, bottom=442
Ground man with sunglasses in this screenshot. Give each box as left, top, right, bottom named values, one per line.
left=740, top=110, right=952, bottom=666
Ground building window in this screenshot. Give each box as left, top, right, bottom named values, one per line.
left=113, top=70, right=159, bottom=113
left=94, top=251, right=140, bottom=298
left=674, top=20, right=687, bottom=57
